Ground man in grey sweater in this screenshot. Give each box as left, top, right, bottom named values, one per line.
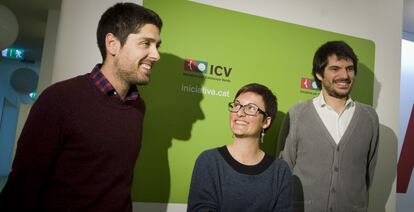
left=279, top=41, right=379, bottom=212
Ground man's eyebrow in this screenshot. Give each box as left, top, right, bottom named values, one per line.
left=139, top=37, right=161, bottom=45
left=140, top=37, right=160, bottom=42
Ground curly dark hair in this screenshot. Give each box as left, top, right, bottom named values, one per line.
left=312, top=41, right=358, bottom=89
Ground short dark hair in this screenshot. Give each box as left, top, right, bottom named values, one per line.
left=97, top=3, right=163, bottom=62
left=234, top=83, right=277, bottom=128
left=312, top=41, right=358, bottom=89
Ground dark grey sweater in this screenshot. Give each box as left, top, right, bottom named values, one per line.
left=187, top=146, right=292, bottom=212
left=280, top=100, right=379, bottom=212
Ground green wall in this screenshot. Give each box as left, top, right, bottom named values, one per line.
left=132, top=0, right=375, bottom=203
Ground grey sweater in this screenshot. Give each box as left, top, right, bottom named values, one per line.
left=279, top=100, right=379, bottom=212
left=187, top=146, right=292, bottom=212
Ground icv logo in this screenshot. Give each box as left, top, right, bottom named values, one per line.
left=301, top=77, right=318, bottom=90
left=184, top=58, right=232, bottom=78
left=184, top=59, right=208, bottom=74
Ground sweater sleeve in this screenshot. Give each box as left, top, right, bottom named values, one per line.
left=277, top=112, right=290, bottom=156
left=0, top=86, right=65, bottom=211
left=273, top=161, right=293, bottom=212
left=366, top=107, right=380, bottom=189
left=187, top=151, right=220, bottom=212
left=279, top=112, right=297, bottom=170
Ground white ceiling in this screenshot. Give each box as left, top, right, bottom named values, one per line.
left=404, top=0, right=414, bottom=35
left=0, top=0, right=413, bottom=63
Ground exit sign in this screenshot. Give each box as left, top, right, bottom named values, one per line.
left=1, top=48, right=25, bottom=60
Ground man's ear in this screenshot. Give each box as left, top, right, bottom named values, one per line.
left=105, top=33, right=120, bottom=57
left=316, top=73, right=323, bottom=81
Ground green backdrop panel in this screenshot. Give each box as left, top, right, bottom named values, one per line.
left=132, top=0, right=375, bottom=203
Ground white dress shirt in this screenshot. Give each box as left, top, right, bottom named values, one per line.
left=312, top=92, right=355, bottom=144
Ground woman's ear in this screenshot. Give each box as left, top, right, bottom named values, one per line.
left=262, top=116, right=272, bottom=130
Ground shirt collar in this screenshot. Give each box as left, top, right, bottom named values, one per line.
left=90, top=64, right=139, bottom=101
left=315, top=91, right=354, bottom=108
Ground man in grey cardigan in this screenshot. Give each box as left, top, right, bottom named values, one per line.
left=279, top=41, right=379, bottom=212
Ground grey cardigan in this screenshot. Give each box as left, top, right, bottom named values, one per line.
left=279, top=100, right=379, bottom=212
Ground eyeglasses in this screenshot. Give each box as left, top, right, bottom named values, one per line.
left=228, top=102, right=268, bottom=116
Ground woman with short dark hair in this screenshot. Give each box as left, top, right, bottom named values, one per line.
left=187, top=83, right=292, bottom=212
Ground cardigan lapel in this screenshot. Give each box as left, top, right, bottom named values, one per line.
left=308, top=100, right=337, bottom=147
